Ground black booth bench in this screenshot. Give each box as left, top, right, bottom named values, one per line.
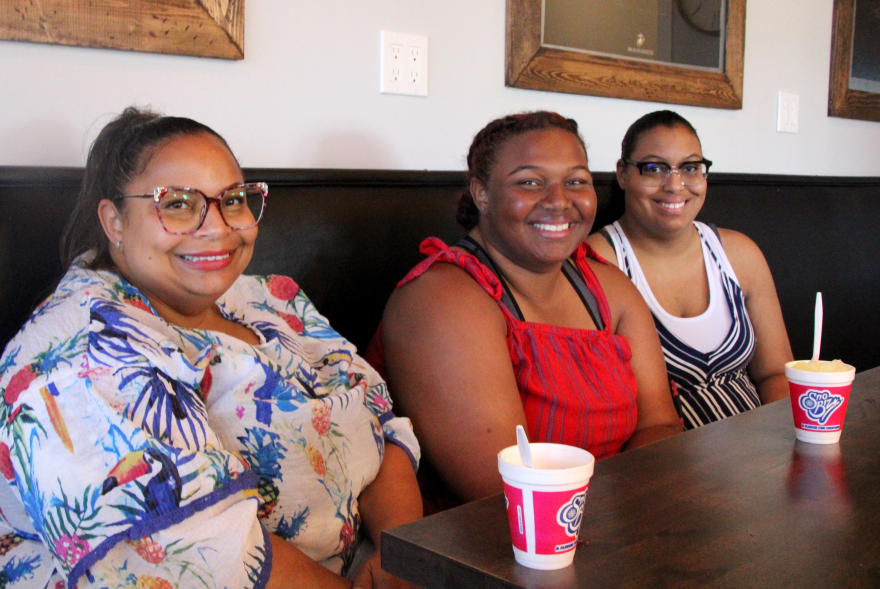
left=1, top=167, right=879, bottom=371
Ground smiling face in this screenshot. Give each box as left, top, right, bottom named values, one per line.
left=99, top=132, right=257, bottom=322
left=472, top=128, right=596, bottom=273
left=617, top=124, right=707, bottom=237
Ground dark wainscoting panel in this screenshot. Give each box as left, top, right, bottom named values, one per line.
left=701, top=175, right=880, bottom=373
left=0, top=167, right=82, bottom=347
left=244, top=169, right=467, bottom=352
left=1, top=167, right=878, bottom=372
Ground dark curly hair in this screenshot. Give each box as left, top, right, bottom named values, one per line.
left=456, top=111, right=586, bottom=230
left=60, top=106, right=234, bottom=270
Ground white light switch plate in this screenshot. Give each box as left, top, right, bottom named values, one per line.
left=380, top=31, right=428, bottom=97
left=777, top=91, right=799, bottom=133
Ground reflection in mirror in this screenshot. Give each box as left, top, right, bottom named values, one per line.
left=505, top=0, right=745, bottom=108
left=543, top=0, right=725, bottom=70
left=849, top=0, right=880, bottom=92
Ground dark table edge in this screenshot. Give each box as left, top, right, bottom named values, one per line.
left=382, top=524, right=521, bottom=589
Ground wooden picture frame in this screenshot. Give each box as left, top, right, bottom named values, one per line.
left=505, top=0, right=746, bottom=109
left=0, top=0, right=244, bottom=60
left=828, top=0, right=880, bottom=122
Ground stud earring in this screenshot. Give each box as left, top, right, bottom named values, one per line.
left=115, top=241, right=121, bottom=249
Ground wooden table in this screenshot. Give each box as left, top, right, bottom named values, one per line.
left=382, top=367, right=880, bottom=588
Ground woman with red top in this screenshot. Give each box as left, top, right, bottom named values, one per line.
left=367, top=111, right=681, bottom=512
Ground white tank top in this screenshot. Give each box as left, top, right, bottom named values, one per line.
left=605, top=221, right=734, bottom=354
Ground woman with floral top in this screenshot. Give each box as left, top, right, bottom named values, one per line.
left=0, top=108, right=421, bottom=589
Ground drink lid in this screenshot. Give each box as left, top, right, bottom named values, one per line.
left=785, top=360, right=855, bottom=386
left=498, top=443, right=594, bottom=486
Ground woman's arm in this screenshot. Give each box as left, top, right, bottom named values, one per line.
left=357, top=444, right=422, bottom=545
left=267, top=535, right=352, bottom=589
left=349, top=443, right=422, bottom=589
left=381, top=263, right=527, bottom=503
left=719, top=229, right=794, bottom=404
left=590, top=261, right=683, bottom=448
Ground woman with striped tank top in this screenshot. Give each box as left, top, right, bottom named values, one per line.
left=587, top=111, right=793, bottom=430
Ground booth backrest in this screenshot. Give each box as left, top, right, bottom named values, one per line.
left=2, top=167, right=879, bottom=371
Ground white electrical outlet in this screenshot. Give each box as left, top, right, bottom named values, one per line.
left=408, top=46, right=423, bottom=84
left=381, top=31, right=428, bottom=97
left=777, top=91, right=799, bottom=133
left=390, top=44, right=402, bottom=82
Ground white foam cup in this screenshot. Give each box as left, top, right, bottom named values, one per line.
left=785, top=361, right=855, bottom=444
left=498, top=443, right=594, bottom=570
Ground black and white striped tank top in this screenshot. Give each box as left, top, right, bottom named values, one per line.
left=604, top=221, right=759, bottom=429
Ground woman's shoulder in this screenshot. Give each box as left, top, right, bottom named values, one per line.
left=585, top=227, right=620, bottom=268
left=713, top=227, right=773, bottom=291
left=224, top=274, right=315, bottom=318
left=20, top=263, right=120, bottom=328
left=0, top=264, right=115, bottom=389
left=585, top=229, right=619, bottom=266
left=229, top=274, right=301, bottom=301
left=225, top=274, right=348, bottom=346
left=383, top=255, right=506, bottom=345
left=391, top=260, right=501, bottom=318
left=715, top=226, right=761, bottom=252
left=391, top=237, right=505, bottom=311
left=714, top=227, right=768, bottom=267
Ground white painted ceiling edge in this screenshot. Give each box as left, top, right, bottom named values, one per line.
left=0, top=0, right=878, bottom=176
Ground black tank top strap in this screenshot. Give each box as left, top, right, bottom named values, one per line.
left=561, top=259, right=605, bottom=331
left=456, top=236, right=605, bottom=330
left=598, top=226, right=616, bottom=251
left=706, top=222, right=722, bottom=240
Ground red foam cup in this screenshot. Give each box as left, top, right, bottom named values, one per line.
left=785, top=361, right=855, bottom=444
left=498, top=443, right=594, bottom=570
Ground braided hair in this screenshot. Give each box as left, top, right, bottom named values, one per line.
left=60, top=107, right=234, bottom=270
left=456, top=111, right=586, bottom=230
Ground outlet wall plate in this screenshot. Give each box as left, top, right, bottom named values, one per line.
left=381, top=31, right=428, bottom=97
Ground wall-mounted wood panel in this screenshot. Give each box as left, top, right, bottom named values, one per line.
left=506, top=0, right=745, bottom=109
left=828, top=0, right=880, bottom=122
left=0, top=0, right=244, bottom=60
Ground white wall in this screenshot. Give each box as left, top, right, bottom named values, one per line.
left=1, top=0, right=878, bottom=175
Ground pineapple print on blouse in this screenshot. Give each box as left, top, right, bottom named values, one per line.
left=0, top=263, right=419, bottom=588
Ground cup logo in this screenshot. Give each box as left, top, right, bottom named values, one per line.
left=798, top=389, right=845, bottom=424
left=556, top=490, right=586, bottom=537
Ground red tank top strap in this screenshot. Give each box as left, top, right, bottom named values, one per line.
left=571, top=242, right=613, bottom=332
left=368, top=237, right=515, bottom=377
left=398, top=237, right=506, bottom=304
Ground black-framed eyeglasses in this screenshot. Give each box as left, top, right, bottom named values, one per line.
left=115, top=182, right=268, bottom=235
left=624, top=159, right=712, bottom=187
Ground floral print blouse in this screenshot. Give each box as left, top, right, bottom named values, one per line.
left=0, top=261, right=419, bottom=589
